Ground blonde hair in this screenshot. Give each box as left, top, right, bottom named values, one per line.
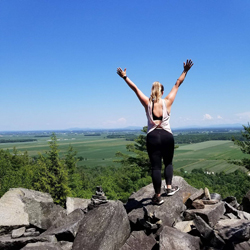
left=149, top=81, right=164, bottom=102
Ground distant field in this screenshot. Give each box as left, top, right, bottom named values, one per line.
left=174, top=140, right=246, bottom=173
left=0, top=133, right=135, bottom=167
left=0, top=133, right=248, bottom=172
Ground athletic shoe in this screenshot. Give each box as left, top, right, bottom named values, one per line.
left=152, top=194, right=164, bottom=205
left=164, top=185, right=180, bottom=196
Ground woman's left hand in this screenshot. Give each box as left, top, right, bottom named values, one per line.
left=117, top=67, right=127, bottom=78
left=183, top=59, right=194, bottom=72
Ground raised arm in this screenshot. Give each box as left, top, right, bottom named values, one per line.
left=165, top=59, right=193, bottom=111
left=117, top=67, right=149, bottom=109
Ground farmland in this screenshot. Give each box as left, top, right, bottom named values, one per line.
left=0, top=129, right=247, bottom=173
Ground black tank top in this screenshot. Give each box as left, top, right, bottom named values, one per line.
left=152, top=101, right=162, bottom=120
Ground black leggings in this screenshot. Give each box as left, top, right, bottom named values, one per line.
left=146, top=129, right=174, bottom=194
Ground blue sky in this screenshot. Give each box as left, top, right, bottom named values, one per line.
left=1, top=0, right=250, bottom=131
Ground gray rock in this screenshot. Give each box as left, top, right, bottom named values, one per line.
left=235, top=240, right=250, bottom=250
left=186, top=188, right=204, bottom=208
left=210, top=193, right=222, bottom=201
left=185, top=202, right=225, bottom=227
left=120, top=231, right=156, bottom=250
left=174, top=221, right=194, bottom=233
left=23, top=232, right=40, bottom=237
left=59, top=241, right=73, bottom=250
left=204, top=187, right=211, bottom=200
left=193, top=215, right=225, bottom=249
left=25, top=228, right=36, bottom=232
left=12, top=227, right=26, bottom=239
left=0, top=234, right=56, bottom=250
left=203, top=200, right=219, bottom=205
left=72, top=200, right=130, bottom=250
left=23, top=194, right=67, bottom=230
left=194, top=215, right=213, bottom=239
left=225, top=213, right=239, bottom=219
left=214, top=219, right=250, bottom=241
left=0, top=188, right=67, bottom=234
left=192, top=199, right=205, bottom=209
left=66, top=197, right=90, bottom=215
left=0, top=189, right=29, bottom=235
left=21, top=242, right=63, bottom=250
left=160, top=225, right=201, bottom=250
left=242, top=190, right=250, bottom=213
left=223, top=196, right=239, bottom=208
left=126, top=176, right=197, bottom=228
left=41, top=208, right=84, bottom=241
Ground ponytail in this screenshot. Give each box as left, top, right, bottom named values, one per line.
left=149, top=81, right=164, bottom=102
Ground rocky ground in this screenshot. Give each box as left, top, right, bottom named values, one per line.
left=1, top=176, right=250, bottom=249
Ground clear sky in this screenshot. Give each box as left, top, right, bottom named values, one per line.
left=1, top=0, right=250, bottom=131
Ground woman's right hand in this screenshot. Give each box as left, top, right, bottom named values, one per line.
left=117, top=67, right=127, bottom=78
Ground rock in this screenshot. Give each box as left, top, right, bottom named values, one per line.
left=59, top=241, right=73, bottom=250
left=159, top=225, right=201, bottom=250
left=210, top=193, right=222, bottom=201
left=214, top=219, right=250, bottom=242
left=22, top=189, right=67, bottom=230
left=225, top=213, right=239, bottom=219
left=88, top=186, right=108, bottom=210
left=26, top=228, right=36, bottom=232
left=0, top=189, right=29, bottom=235
left=223, top=196, right=239, bottom=208
left=23, top=232, right=40, bottom=237
left=66, top=197, right=90, bottom=215
left=242, top=190, right=250, bottom=213
left=193, top=215, right=213, bottom=239
left=186, top=188, right=204, bottom=208
left=235, top=240, right=250, bottom=250
left=174, top=221, right=194, bottom=233
left=120, top=231, right=156, bottom=250
left=41, top=208, right=84, bottom=241
left=12, top=227, right=26, bottom=239
left=192, top=200, right=205, bottom=209
left=72, top=200, right=130, bottom=250
left=203, top=200, right=219, bottom=205
left=185, top=202, right=225, bottom=227
left=126, top=176, right=197, bottom=228
left=21, top=242, right=63, bottom=250
left=0, top=188, right=67, bottom=234
left=0, top=234, right=56, bottom=250
left=204, top=187, right=211, bottom=200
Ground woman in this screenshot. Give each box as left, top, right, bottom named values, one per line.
left=117, top=59, right=193, bottom=205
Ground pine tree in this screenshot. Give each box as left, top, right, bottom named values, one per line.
left=34, top=133, right=71, bottom=206
left=232, top=123, right=250, bottom=170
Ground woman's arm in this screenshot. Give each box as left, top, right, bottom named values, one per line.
left=165, top=59, right=193, bottom=111
left=117, top=67, right=149, bottom=109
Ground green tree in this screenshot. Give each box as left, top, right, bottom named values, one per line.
left=232, top=123, right=250, bottom=170
left=34, top=133, right=71, bottom=206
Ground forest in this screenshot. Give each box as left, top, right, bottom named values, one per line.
left=0, top=125, right=250, bottom=207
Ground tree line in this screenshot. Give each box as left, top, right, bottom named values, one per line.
left=0, top=124, right=250, bottom=206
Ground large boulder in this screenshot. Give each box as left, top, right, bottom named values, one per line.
left=184, top=202, right=225, bottom=227
left=214, top=219, right=250, bottom=242
left=0, top=234, right=56, bottom=250
left=126, top=176, right=198, bottom=228
left=41, top=208, right=84, bottom=241
left=0, top=189, right=29, bottom=235
left=0, top=188, right=67, bottom=233
left=72, top=200, right=130, bottom=250
left=120, top=231, right=156, bottom=250
left=160, top=225, right=201, bottom=250
left=66, top=197, right=90, bottom=214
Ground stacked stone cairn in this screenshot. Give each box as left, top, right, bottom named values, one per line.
left=1, top=177, right=250, bottom=249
